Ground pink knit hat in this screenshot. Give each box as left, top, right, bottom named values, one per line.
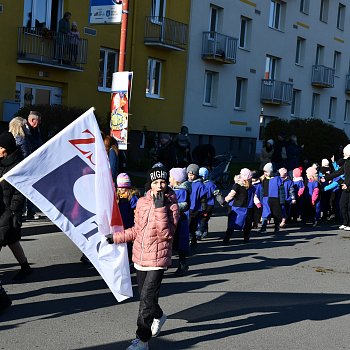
left=306, top=167, right=317, bottom=179
left=293, top=168, right=302, bottom=178
left=169, top=168, right=187, bottom=183
left=116, top=172, right=131, bottom=188
left=240, top=168, right=252, bottom=180
left=278, top=167, right=288, bottom=177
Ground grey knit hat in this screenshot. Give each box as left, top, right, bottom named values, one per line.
left=186, top=163, right=199, bottom=176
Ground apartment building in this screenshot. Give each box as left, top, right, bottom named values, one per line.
left=184, top=0, right=350, bottom=160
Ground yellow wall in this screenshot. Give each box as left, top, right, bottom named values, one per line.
left=0, top=0, right=190, bottom=134
left=126, top=0, right=190, bottom=134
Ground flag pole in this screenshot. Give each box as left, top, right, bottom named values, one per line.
left=118, top=0, right=129, bottom=72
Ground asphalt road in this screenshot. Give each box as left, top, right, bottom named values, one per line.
left=1, top=214, right=350, bottom=350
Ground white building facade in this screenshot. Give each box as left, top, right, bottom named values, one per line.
left=183, top=0, right=350, bottom=160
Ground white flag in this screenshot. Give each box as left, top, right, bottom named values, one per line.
left=4, top=107, right=132, bottom=302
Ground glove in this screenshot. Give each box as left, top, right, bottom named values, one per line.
left=221, top=201, right=227, bottom=207
left=106, top=234, right=114, bottom=244
left=153, top=191, right=165, bottom=208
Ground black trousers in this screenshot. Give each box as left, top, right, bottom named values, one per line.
left=136, top=269, right=164, bottom=342
left=339, top=191, right=350, bottom=226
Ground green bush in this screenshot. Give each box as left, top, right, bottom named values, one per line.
left=264, top=118, right=349, bottom=162
left=14, top=104, right=109, bottom=141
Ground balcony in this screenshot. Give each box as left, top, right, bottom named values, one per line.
left=311, top=65, right=335, bottom=88
left=144, top=17, right=187, bottom=51
left=260, top=79, right=293, bottom=105
left=17, top=27, right=88, bottom=72
left=202, top=32, right=237, bottom=64
left=346, top=74, right=350, bottom=94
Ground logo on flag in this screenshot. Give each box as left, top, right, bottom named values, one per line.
left=4, top=108, right=132, bottom=302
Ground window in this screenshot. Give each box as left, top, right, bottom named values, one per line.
left=300, top=0, right=310, bottom=14
left=98, top=48, right=118, bottom=92
left=311, top=93, right=320, bottom=117
left=315, top=44, right=324, bottom=65
left=151, top=0, right=165, bottom=23
left=203, top=71, right=218, bottom=106
left=344, top=100, right=350, bottom=122
left=333, top=51, right=342, bottom=75
left=265, top=55, right=278, bottom=80
left=16, top=82, right=62, bottom=108
left=146, top=58, right=162, bottom=97
left=23, top=0, right=63, bottom=31
left=239, top=16, right=251, bottom=49
left=337, top=3, right=346, bottom=30
left=209, top=5, right=219, bottom=32
left=328, top=97, right=337, bottom=122
left=291, top=89, right=301, bottom=117
left=269, top=1, right=282, bottom=30
left=320, top=0, right=329, bottom=23
left=235, top=77, right=247, bottom=110
left=295, top=37, right=305, bottom=65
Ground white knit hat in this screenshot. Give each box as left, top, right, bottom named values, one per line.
left=263, top=162, right=273, bottom=174
left=321, top=159, right=329, bottom=167
left=343, top=144, right=350, bottom=159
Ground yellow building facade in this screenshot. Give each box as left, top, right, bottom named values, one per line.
left=0, top=0, right=190, bottom=146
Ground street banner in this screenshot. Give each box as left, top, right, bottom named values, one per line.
left=89, top=0, right=122, bottom=24
left=110, top=71, right=133, bottom=150
left=4, top=107, right=132, bottom=302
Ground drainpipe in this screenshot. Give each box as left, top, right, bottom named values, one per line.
left=118, top=0, right=129, bottom=72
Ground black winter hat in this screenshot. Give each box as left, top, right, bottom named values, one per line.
left=148, top=167, right=168, bottom=183
left=0, top=132, right=17, bottom=154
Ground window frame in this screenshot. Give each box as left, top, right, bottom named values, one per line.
left=239, top=16, right=251, bottom=49
left=311, top=93, right=320, bottom=117
left=344, top=100, right=350, bottom=122
left=151, top=0, right=166, bottom=23
left=203, top=70, right=217, bottom=106
left=315, top=44, right=324, bottom=65
left=333, top=51, right=342, bottom=76
left=300, top=0, right=310, bottom=14
left=234, top=77, right=247, bottom=110
left=337, top=3, right=346, bottom=30
left=328, top=96, right=337, bottom=122
left=291, top=89, right=301, bottom=117
left=98, top=47, right=119, bottom=93
left=146, top=58, right=163, bottom=98
left=295, top=37, right=305, bottom=65
left=319, top=0, right=329, bottom=23
left=265, top=55, right=278, bottom=80
left=268, top=0, right=282, bottom=30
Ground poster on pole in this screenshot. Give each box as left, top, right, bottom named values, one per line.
left=89, top=0, right=122, bottom=24
left=110, top=71, right=133, bottom=150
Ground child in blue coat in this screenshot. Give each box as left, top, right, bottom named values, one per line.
left=186, top=164, right=208, bottom=249
left=259, top=162, right=273, bottom=233
left=223, top=168, right=256, bottom=243
left=251, top=171, right=263, bottom=229
left=169, top=167, right=191, bottom=276
left=198, top=167, right=225, bottom=239
left=279, top=167, right=296, bottom=227
left=291, top=167, right=304, bottom=222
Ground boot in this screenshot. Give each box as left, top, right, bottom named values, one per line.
left=223, top=229, right=233, bottom=244
left=0, top=287, right=12, bottom=313
left=175, top=260, right=189, bottom=276
left=259, top=220, right=267, bottom=233
left=13, top=260, right=32, bottom=281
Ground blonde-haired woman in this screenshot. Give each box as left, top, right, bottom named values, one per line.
left=9, top=117, right=30, bottom=158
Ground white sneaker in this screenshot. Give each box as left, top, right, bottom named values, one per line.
left=151, top=313, right=167, bottom=337
left=339, top=225, right=347, bottom=229
left=126, top=338, right=149, bottom=350
left=195, top=231, right=202, bottom=240
left=344, top=226, right=350, bottom=231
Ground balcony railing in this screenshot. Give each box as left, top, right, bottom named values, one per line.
left=202, top=32, right=238, bottom=64
left=144, top=16, right=187, bottom=51
left=346, top=74, right=350, bottom=94
left=260, top=79, right=293, bottom=105
left=17, top=27, right=88, bottom=71
left=311, top=65, right=335, bottom=88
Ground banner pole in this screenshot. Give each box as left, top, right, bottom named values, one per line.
left=118, top=0, right=129, bottom=72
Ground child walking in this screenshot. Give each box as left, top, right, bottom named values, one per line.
left=108, top=167, right=179, bottom=350
left=186, top=164, right=208, bottom=249
left=169, top=167, right=191, bottom=276
left=223, top=168, right=256, bottom=243
left=116, top=173, right=139, bottom=263
left=198, top=167, right=225, bottom=239
left=251, top=170, right=262, bottom=229
left=302, top=167, right=321, bottom=226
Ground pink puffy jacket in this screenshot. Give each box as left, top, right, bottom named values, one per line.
left=113, top=189, right=179, bottom=268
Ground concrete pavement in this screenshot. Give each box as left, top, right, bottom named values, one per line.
left=1, top=214, right=350, bottom=349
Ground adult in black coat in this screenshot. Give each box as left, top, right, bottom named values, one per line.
left=0, top=132, right=31, bottom=281
left=324, top=144, right=350, bottom=228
